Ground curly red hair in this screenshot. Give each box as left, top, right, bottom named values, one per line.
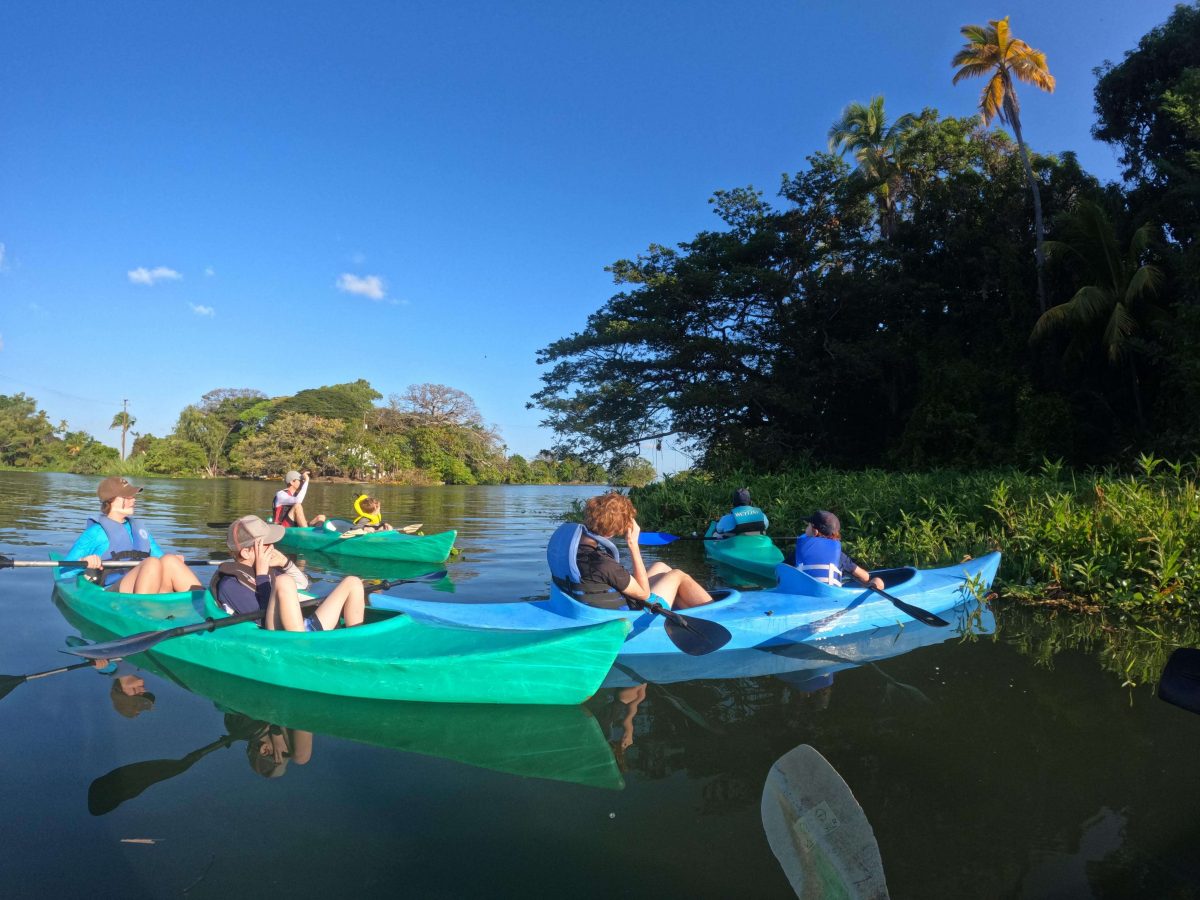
left=583, top=492, right=636, bottom=537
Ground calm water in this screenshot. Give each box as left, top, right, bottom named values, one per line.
left=1, top=472, right=1198, bottom=899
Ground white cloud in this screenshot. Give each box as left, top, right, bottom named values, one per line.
left=189, top=303, right=215, bottom=317
left=337, top=273, right=386, bottom=301
left=204, top=266, right=215, bottom=277
left=0, top=333, right=4, bottom=350
left=128, top=266, right=182, bottom=285
left=0, top=243, right=7, bottom=272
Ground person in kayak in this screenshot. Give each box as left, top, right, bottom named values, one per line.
left=713, top=487, right=769, bottom=537
left=576, top=491, right=713, bottom=610
left=349, top=495, right=394, bottom=532
left=794, top=510, right=884, bottom=590
left=272, top=470, right=326, bottom=528
left=212, top=515, right=365, bottom=632
left=66, top=476, right=202, bottom=594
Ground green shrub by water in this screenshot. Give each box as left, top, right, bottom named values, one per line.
left=629, top=455, right=1200, bottom=616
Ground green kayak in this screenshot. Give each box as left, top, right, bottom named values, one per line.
left=276, top=524, right=456, bottom=563
left=52, top=576, right=628, bottom=705
left=703, top=521, right=785, bottom=579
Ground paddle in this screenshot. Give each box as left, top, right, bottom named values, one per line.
left=205, top=521, right=423, bottom=534
left=864, top=583, right=949, bottom=628
left=640, top=600, right=731, bottom=656
left=61, top=570, right=449, bottom=661
left=0, top=554, right=221, bottom=570
left=0, top=659, right=97, bottom=702
left=639, top=531, right=783, bottom=546
left=761, top=744, right=889, bottom=899
left=1158, top=647, right=1200, bottom=715
left=88, top=734, right=236, bottom=816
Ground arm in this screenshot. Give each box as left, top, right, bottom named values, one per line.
left=623, top=519, right=651, bottom=598
left=277, top=556, right=309, bottom=591
left=294, top=476, right=309, bottom=504
left=845, top=559, right=884, bottom=591
left=65, top=524, right=108, bottom=571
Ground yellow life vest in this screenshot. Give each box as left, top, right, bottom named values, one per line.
left=352, top=494, right=382, bottom=527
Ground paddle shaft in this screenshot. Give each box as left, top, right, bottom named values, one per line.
left=63, top=571, right=448, bottom=660
left=1, top=556, right=220, bottom=569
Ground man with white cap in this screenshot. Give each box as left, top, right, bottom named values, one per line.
left=212, top=515, right=364, bottom=632
left=272, top=469, right=326, bottom=528
left=64, top=476, right=201, bottom=594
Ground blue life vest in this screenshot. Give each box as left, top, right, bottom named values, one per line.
left=795, top=534, right=842, bottom=585
left=546, top=523, right=620, bottom=595
left=716, top=505, right=769, bottom=535
left=87, top=514, right=152, bottom=561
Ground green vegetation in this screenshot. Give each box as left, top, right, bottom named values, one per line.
left=630, top=455, right=1200, bottom=616
left=532, top=5, right=1200, bottom=472
left=0, top=382, right=641, bottom=486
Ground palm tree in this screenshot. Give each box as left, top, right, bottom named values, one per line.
left=952, top=16, right=1055, bottom=313
left=110, top=410, right=136, bottom=461
left=828, top=96, right=916, bottom=240
left=1031, top=200, right=1163, bottom=427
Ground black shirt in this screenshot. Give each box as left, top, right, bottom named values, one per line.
left=575, top=540, right=633, bottom=610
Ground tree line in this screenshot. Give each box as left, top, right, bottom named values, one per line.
left=0, top=380, right=659, bottom=486
left=532, top=8, right=1200, bottom=472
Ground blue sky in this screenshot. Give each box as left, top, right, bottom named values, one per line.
left=0, top=1, right=1179, bottom=467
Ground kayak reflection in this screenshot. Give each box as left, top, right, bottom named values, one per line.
left=83, top=658, right=623, bottom=817
left=602, top=598, right=994, bottom=688
left=762, top=744, right=889, bottom=899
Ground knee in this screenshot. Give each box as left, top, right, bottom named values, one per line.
left=274, top=574, right=297, bottom=595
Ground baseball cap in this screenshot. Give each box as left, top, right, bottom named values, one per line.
left=97, top=476, right=143, bottom=502
left=284, top=470, right=302, bottom=484
left=227, top=515, right=286, bottom=551
left=807, top=510, right=841, bottom=537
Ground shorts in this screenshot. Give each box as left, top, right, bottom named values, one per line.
left=303, top=615, right=324, bottom=632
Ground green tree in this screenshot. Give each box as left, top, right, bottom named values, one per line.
left=0, top=394, right=58, bottom=467
left=952, top=16, right=1056, bottom=313
left=828, top=96, right=916, bottom=239
left=141, top=436, right=207, bottom=476
left=1031, top=200, right=1164, bottom=427
left=228, top=412, right=345, bottom=477
left=608, top=455, right=656, bottom=488
left=110, top=409, right=135, bottom=461
left=274, top=379, right=381, bottom=422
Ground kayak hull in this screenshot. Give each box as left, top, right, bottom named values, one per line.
left=52, top=576, right=627, bottom=705
left=277, top=526, right=456, bottom=563
left=702, top=522, right=785, bottom=579
left=370, top=552, right=1002, bottom=658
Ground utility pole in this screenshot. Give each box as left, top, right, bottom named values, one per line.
left=121, top=399, right=129, bottom=461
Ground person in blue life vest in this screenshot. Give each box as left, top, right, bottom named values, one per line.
left=66, top=476, right=202, bottom=594
left=272, top=470, right=326, bottom=528
left=714, top=487, right=769, bottom=537
left=212, top=515, right=365, bottom=632
left=571, top=491, right=714, bottom=610
left=794, top=510, right=884, bottom=590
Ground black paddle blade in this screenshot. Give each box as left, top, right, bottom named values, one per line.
left=869, top=586, right=950, bottom=628
left=88, top=736, right=232, bottom=815
left=646, top=605, right=732, bottom=656
left=0, top=674, right=27, bottom=701
left=1159, top=648, right=1200, bottom=715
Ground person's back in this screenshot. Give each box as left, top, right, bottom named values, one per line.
left=714, top=487, right=769, bottom=536
left=793, top=511, right=884, bottom=591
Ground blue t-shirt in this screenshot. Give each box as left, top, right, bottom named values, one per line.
left=62, top=520, right=164, bottom=582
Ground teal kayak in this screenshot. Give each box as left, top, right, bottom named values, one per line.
left=52, top=575, right=628, bottom=705
left=703, top=521, right=785, bottom=579
left=276, top=524, right=456, bottom=563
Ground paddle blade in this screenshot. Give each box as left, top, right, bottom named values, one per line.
left=869, top=586, right=949, bottom=628
left=636, top=532, right=681, bottom=547
left=1160, top=648, right=1200, bottom=714
left=0, top=674, right=27, bottom=701
left=647, top=605, right=732, bottom=656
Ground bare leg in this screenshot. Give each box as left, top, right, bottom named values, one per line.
left=313, top=576, right=365, bottom=631
left=648, top=568, right=713, bottom=609
left=115, top=556, right=164, bottom=594
left=265, top=574, right=305, bottom=631
left=288, top=504, right=309, bottom=528
left=645, top=561, right=673, bottom=578
left=160, top=554, right=201, bottom=591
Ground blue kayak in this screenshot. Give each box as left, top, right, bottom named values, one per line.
left=370, top=552, right=1001, bottom=657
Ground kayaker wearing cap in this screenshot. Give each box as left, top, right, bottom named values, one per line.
left=577, top=492, right=713, bottom=610
left=212, top=515, right=365, bottom=632
left=794, top=510, right=884, bottom=590
left=65, top=476, right=202, bottom=594
left=713, top=487, right=769, bottom=537
left=272, top=470, right=326, bottom=528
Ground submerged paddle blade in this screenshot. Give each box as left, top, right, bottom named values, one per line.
left=1159, top=648, right=1200, bottom=715
left=644, top=604, right=732, bottom=656
left=868, top=585, right=949, bottom=628
left=636, top=532, right=681, bottom=547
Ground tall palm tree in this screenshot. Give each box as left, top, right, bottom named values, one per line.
left=110, top=410, right=136, bottom=461
left=1031, top=200, right=1163, bottom=427
left=952, top=16, right=1055, bottom=313
left=828, top=96, right=916, bottom=240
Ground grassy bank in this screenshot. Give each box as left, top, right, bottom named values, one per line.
left=629, top=456, right=1200, bottom=617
